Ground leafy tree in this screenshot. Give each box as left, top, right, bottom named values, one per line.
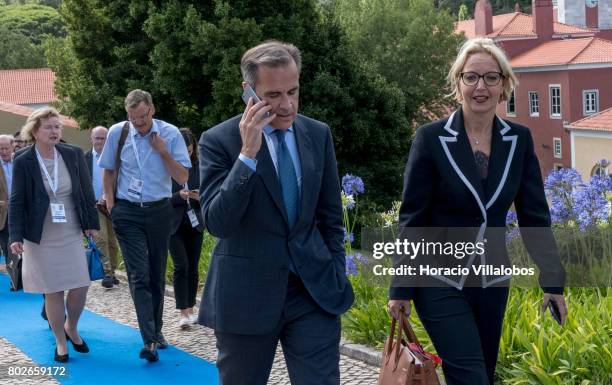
left=334, top=0, right=463, bottom=125
left=0, top=26, right=46, bottom=68
left=51, top=0, right=409, bottom=207
left=0, top=4, right=66, bottom=44
left=458, top=3, right=470, bottom=20
left=438, top=0, right=532, bottom=17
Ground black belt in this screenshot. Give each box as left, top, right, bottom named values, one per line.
left=116, top=198, right=169, bottom=208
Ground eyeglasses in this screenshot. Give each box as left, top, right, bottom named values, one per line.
left=127, top=107, right=151, bottom=124
left=460, top=72, right=504, bottom=86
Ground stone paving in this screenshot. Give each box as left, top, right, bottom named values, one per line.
left=0, top=266, right=380, bottom=384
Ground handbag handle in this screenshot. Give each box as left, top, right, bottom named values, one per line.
left=386, top=309, right=425, bottom=365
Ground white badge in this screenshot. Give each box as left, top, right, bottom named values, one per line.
left=50, top=203, right=67, bottom=223
left=187, top=209, right=199, bottom=228
left=127, top=177, right=144, bottom=199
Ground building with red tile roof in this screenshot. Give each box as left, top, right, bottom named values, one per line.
left=0, top=68, right=57, bottom=106
left=566, top=107, right=612, bottom=178
left=0, top=70, right=92, bottom=148
left=455, top=0, right=612, bottom=178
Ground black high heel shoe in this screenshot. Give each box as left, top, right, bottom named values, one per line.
left=65, top=330, right=89, bottom=353
left=54, top=348, right=69, bottom=363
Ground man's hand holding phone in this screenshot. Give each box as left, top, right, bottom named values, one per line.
left=239, top=88, right=275, bottom=160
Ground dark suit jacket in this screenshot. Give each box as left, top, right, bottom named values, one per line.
left=0, top=164, right=8, bottom=231
left=170, top=164, right=203, bottom=234
left=85, top=149, right=94, bottom=178
left=198, top=114, right=354, bottom=335
left=9, top=144, right=100, bottom=244
left=390, top=108, right=566, bottom=300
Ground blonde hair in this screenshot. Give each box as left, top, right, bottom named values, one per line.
left=448, top=37, right=518, bottom=102
left=21, top=107, right=62, bottom=142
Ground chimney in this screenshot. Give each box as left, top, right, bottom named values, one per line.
left=532, top=0, right=554, bottom=40
left=515, top=3, right=520, bottom=12
left=475, top=0, right=493, bottom=36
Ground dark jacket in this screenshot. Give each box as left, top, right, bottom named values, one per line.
left=390, top=108, right=566, bottom=300
left=170, top=164, right=204, bottom=233
left=85, top=149, right=94, bottom=178
left=198, top=114, right=354, bottom=335
left=9, top=143, right=100, bottom=244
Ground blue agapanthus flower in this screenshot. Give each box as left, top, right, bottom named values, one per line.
left=505, top=210, right=520, bottom=243
left=342, top=174, right=365, bottom=196
left=544, top=168, right=583, bottom=224
left=343, top=228, right=354, bottom=244
left=345, top=252, right=368, bottom=276
left=573, top=175, right=612, bottom=230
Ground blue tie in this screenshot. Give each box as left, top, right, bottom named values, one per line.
left=274, top=129, right=299, bottom=229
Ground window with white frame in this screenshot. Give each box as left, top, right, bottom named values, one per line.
left=550, top=85, right=561, bottom=117
left=583, top=90, right=599, bottom=115
left=553, top=137, right=562, bottom=158
left=528, top=91, right=539, bottom=116
left=506, top=90, right=516, bottom=116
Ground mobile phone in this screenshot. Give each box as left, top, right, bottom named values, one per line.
left=548, top=300, right=562, bottom=325
left=242, top=84, right=270, bottom=118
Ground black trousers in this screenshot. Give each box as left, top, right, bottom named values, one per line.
left=0, top=226, right=9, bottom=259
left=111, top=199, right=173, bottom=344
left=169, top=222, right=203, bottom=309
left=215, top=274, right=341, bottom=385
left=412, top=286, right=510, bottom=385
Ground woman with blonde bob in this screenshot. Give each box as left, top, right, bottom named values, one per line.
left=9, top=107, right=99, bottom=363
left=387, top=38, right=567, bottom=384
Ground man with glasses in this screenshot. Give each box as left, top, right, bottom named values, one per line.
left=13, top=132, right=27, bottom=152
left=99, top=89, right=190, bottom=362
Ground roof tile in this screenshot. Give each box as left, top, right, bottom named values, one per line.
left=0, top=101, right=78, bottom=128
left=456, top=12, right=593, bottom=39
left=0, top=68, right=56, bottom=105
left=568, top=107, right=612, bottom=132
left=510, top=37, right=612, bottom=67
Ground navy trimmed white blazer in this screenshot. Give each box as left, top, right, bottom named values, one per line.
left=390, top=108, right=565, bottom=300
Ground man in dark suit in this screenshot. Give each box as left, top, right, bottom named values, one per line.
left=85, top=126, right=120, bottom=289
left=198, top=41, right=354, bottom=385
left=0, top=134, right=13, bottom=262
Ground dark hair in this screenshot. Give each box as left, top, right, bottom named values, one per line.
left=180, top=128, right=198, bottom=164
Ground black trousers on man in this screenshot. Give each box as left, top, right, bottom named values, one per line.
left=214, top=273, right=341, bottom=385
left=412, top=286, right=510, bottom=385
left=111, top=199, right=173, bottom=344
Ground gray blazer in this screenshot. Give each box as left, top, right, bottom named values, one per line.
left=198, top=114, right=354, bottom=335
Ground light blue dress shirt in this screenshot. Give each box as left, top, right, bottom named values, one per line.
left=239, top=125, right=302, bottom=190
left=2, top=161, right=12, bottom=196
left=91, top=149, right=103, bottom=200
left=98, top=119, right=191, bottom=202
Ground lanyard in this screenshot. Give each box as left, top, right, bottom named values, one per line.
left=35, top=147, right=59, bottom=198
left=129, top=125, right=154, bottom=178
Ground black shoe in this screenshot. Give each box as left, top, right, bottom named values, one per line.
left=101, top=275, right=114, bottom=289
left=112, top=275, right=120, bottom=285
left=139, top=343, right=159, bottom=362
left=157, top=333, right=168, bottom=349
left=65, top=330, right=89, bottom=353
left=54, top=348, right=69, bottom=363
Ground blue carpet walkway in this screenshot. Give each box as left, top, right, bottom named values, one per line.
left=0, top=269, right=218, bottom=385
